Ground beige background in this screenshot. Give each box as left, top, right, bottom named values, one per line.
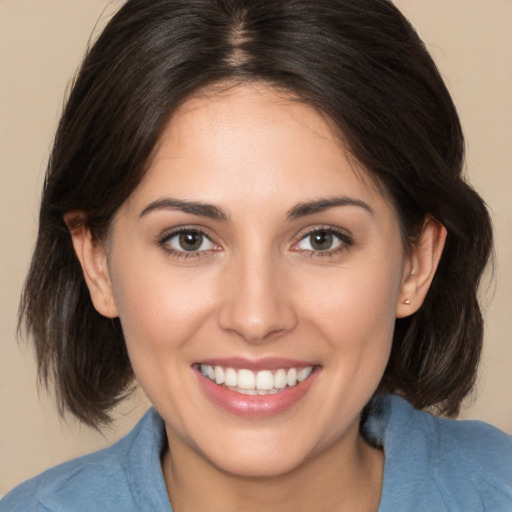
left=1, top=0, right=511, bottom=496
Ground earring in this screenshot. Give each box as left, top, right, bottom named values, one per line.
left=403, top=299, right=411, bottom=305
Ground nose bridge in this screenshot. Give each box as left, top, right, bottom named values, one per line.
left=217, top=245, right=297, bottom=342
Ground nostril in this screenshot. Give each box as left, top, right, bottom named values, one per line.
left=217, top=307, right=298, bottom=343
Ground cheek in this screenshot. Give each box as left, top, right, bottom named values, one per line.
left=108, top=260, right=218, bottom=414
left=300, top=254, right=403, bottom=357
left=107, top=246, right=215, bottom=355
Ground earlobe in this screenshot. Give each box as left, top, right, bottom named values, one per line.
left=396, top=217, right=447, bottom=318
left=64, top=213, right=118, bottom=319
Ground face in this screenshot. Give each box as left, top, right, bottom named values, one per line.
left=94, top=84, right=415, bottom=477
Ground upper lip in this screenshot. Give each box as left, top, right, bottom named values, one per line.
left=195, top=357, right=318, bottom=371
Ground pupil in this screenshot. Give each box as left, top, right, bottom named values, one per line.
left=311, top=231, right=332, bottom=250
left=179, top=232, right=202, bottom=251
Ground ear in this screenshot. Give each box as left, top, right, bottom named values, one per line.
left=64, top=212, right=118, bottom=318
left=396, top=217, right=447, bottom=318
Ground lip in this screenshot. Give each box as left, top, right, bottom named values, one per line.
left=197, top=357, right=317, bottom=371
left=194, top=359, right=320, bottom=418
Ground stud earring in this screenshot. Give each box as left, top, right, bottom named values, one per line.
left=403, top=299, right=411, bottom=305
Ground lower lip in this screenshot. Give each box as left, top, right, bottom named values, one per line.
left=195, top=368, right=318, bottom=418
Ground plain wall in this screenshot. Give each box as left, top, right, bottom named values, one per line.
left=1, top=0, right=511, bottom=496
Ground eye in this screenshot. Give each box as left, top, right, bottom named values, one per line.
left=159, top=228, right=217, bottom=255
left=293, top=228, right=351, bottom=254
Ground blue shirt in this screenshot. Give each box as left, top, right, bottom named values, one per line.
left=2, top=395, right=511, bottom=511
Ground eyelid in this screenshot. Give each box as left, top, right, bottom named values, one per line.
left=290, top=225, right=353, bottom=254
left=157, top=225, right=221, bottom=258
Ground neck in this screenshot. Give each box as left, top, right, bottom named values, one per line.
left=162, top=424, right=384, bottom=512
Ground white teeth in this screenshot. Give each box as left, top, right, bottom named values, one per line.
left=199, top=364, right=314, bottom=394
left=214, top=366, right=224, bottom=385
left=224, top=367, right=237, bottom=387
left=255, top=370, right=274, bottom=390
left=298, top=367, right=313, bottom=382
left=274, top=369, right=288, bottom=389
left=287, top=368, right=297, bottom=387
left=241, top=389, right=257, bottom=395
left=238, top=369, right=256, bottom=390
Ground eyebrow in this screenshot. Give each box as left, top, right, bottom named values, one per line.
left=139, top=195, right=373, bottom=222
left=139, top=198, right=229, bottom=222
left=286, top=197, right=374, bottom=219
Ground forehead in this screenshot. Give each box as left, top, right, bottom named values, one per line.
left=126, top=83, right=394, bottom=219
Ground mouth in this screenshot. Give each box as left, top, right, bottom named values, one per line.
left=193, top=360, right=320, bottom=417
left=197, top=364, right=315, bottom=395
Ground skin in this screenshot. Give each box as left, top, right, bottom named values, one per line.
left=69, top=83, right=446, bottom=511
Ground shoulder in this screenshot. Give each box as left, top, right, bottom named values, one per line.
left=365, top=394, right=512, bottom=511
left=432, top=407, right=512, bottom=507
left=0, top=448, right=125, bottom=512
left=0, top=408, right=166, bottom=512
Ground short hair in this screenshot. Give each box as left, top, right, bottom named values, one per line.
left=19, top=0, right=493, bottom=427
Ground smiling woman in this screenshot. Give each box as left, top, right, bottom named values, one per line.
left=70, top=86, right=425, bottom=489
left=1, top=0, right=511, bottom=511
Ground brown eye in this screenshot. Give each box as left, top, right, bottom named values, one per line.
left=162, top=229, right=215, bottom=253
left=179, top=232, right=204, bottom=251
left=294, top=228, right=351, bottom=255
left=309, top=231, right=334, bottom=251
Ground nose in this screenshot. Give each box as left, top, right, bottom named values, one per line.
left=217, top=254, right=298, bottom=343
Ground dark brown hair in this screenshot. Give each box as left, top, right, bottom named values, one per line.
left=19, top=0, right=493, bottom=427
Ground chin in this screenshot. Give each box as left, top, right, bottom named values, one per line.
left=189, top=424, right=337, bottom=480
left=209, top=449, right=309, bottom=479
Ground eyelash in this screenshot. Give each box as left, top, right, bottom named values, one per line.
left=157, top=227, right=218, bottom=260
left=292, top=227, right=353, bottom=258
left=156, top=226, right=353, bottom=260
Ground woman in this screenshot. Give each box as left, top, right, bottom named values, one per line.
left=2, top=0, right=511, bottom=510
